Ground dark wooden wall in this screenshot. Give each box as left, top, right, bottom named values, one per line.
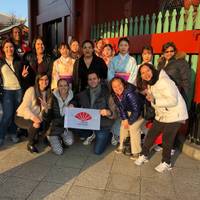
left=29, top=0, right=172, bottom=45
left=28, top=0, right=75, bottom=49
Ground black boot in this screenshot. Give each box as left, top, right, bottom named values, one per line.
left=27, top=143, right=39, bottom=153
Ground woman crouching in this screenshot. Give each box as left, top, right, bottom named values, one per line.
left=15, top=73, right=51, bottom=153
left=47, top=79, right=74, bottom=155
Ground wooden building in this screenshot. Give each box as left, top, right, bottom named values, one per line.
left=28, top=0, right=189, bottom=50
left=28, top=0, right=200, bottom=145
left=28, top=0, right=75, bottom=50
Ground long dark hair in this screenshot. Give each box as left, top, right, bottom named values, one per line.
left=137, top=63, right=160, bottom=87
left=81, top=40, right=95, bottom=57
left=32, top=36, right=45, bottom=54
left=34, top=72, right=51, bottom=106
left=10, top=26, right=22, bottom=41
left=82, top=40, right=94, bottom=49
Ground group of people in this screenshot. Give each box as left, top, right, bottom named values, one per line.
left=0, top=25, right=191, bottom=173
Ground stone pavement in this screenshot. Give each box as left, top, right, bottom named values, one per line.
left=0, top=138, right=200, bottom=200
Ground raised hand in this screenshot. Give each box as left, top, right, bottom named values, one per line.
left=146, top=92, right=155, bottom=103
left=39, top=97, right=48, bottom=112
left=31, top=116, right=41, bottom=124
left=22, top=65, right=29, bottom=77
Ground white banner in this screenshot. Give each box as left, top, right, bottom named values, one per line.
left=64, top=107, right=100, bottom=130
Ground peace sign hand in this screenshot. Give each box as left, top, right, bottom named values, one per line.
left=22, top=65, right=29, bottom=77
left=39, top=97, right=48, bottom=112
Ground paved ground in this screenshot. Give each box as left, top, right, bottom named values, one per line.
left=0, top=138, right=200, bottom=200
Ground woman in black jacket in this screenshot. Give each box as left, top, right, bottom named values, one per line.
left=110, top=77, right=144, bottom=160
left=23, top=36, right=53, bottom=89
left=47, top=79, right=74, bottom=155
left=73, top=40, right=107, bottom=94
left=157, top=42, right=191, bottom=107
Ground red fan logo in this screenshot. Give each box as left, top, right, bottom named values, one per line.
left=75, top=112, right=92, bottom=122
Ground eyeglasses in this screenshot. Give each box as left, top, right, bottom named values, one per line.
left=164, top=50, right=175, bottom=53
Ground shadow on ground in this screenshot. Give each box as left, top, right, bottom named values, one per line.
left=0, top=136, right=200, bottom=200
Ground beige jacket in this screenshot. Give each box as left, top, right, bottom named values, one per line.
left=51, top=56, right=75, bottom=90
left=16, top=87, right=42, bottom=120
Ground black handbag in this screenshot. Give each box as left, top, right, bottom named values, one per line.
left=142, top=100, right=155, bottom=120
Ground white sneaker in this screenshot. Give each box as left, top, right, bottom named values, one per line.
left=154, top=145, right=163, bottom=152
left=155, top=162, right=172, bottom=173
left=134, top=155, right=148, bottom=166
left=171, top=149, right=176, bottom=156
left=83, top=133, right=96, bottom=145
left=111, top=134, right=118, bottom=146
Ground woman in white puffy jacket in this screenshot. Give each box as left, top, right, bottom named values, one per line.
left=135, top=63, right=188, bottom=173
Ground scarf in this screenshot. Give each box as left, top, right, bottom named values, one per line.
left=90, top=84, right=101, bottom=108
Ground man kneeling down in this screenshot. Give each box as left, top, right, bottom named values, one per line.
left=70, top=71, right=117, bottom=154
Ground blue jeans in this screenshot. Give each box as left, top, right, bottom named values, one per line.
left=94, top=130, right=111, bottom=155
left=0, top=89, right=22, bottom=140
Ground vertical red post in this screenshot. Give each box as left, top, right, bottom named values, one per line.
left=78, top=0, right=95, bottom=42
left=193, top=32, right=200, bottom=104
left=28, top=0, right=38, bottom=43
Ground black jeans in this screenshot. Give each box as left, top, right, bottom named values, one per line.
left=15, top=116, right=39, bottom=145
left=142, top=120, right=181, bottom=164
